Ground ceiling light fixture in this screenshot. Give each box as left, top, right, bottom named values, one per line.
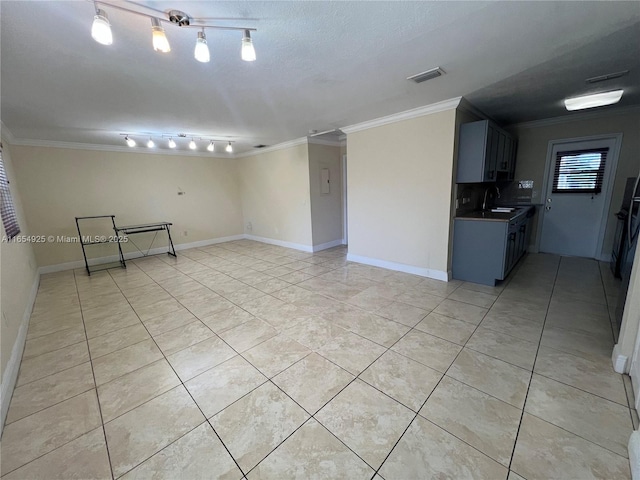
left=207, top=141, right=215, bottom=152
left=194, top=30, right=210, bottom=63
left=90, top=2, right=256, bottom=64
left=564, top=90, right=624, bottom=111
left=226, top=141, right=233, bottom=153
left=189, top=138, right=197, bottom=150
left=91, top=8, right=113, bottom=45
left=125, top=135, right=136, bottom=147
left=151, top=18, right=171, bottom=53
left=147, top=137, right=155, bottom=148
left=241, top=30, right=256, bottom=62
left=168, top=138, right=176, bottom=148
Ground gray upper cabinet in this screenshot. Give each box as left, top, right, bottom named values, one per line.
left=456, top=120, right=517, bottom=183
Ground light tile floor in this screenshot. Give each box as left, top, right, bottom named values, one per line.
left=1, top=240, right=635, bottom=479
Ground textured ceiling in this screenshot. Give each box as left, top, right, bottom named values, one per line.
left=1, top=1, right=639, bottom=154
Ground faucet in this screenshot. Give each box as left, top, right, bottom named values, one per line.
left=482, top=185, right=501, bottom=210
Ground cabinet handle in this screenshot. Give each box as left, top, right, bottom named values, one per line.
left=509, top=232, right=516, bottom=241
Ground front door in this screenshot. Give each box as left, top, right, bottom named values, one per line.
left=539, top=137, right=619, bottom=258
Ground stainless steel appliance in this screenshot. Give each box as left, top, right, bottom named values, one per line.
left=615, top=172, right=640, bottom=335
left=611, top=177, right=639, bottom=277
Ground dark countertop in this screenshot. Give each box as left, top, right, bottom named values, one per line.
left=455, top=205, right=535, bottom=223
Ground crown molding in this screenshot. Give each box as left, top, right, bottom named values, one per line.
left=5, top=137, right=235, bottom=158
left=0, top=122, right=16, bottom=144
left=457, top=98, right=494, bottom=122
left=508, top=104, right=640, bottom=129
left=235, top=137, right=309, bottom=158
left=341, top=97, right=462, bottom=134
left=307, top=137, right=343, bottom=147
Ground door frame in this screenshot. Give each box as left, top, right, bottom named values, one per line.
left=341, top=153, right=348, bottom=245
left=534, top=133, right=623, bottom=260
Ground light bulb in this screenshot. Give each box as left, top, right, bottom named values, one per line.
left=189, top=139, right=197, bottom=150
left=207, top=141, right=215, bottom=152
left=151, top=18, right=170, bottom=53
left=91, top=9, right=113, bottom=45
left=147, top=138, right=154, bottom=148
left=241, top=30, right=256, bottom=62
left=226, top=142, right=233, bottom=153
left=168, top=138, right=176, bottom=148
left=125, top=136, right=136, bottom=147
left=194, top=31, right=210, bottom=63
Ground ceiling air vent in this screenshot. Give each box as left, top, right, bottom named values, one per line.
left=407, top=67, right=446, bottom=84
left=586, top=70, right=629, bottom=84
left=253, top=144, right=268, bottom=148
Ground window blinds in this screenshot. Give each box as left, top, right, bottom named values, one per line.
left=552, top=148, right=608, bottom=194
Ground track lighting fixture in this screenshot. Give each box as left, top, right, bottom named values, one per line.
left=151, top=18, right=171, bottom=53
left=194, top=30, right=210, bottom=63
left=91, top=8, right=113, bottom=45
left=122, top=133, right=236, bottom=153
left=241, top=30, right=256, bottom=62
left=90, top=2, right=256, bottom=64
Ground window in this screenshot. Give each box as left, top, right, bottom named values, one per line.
left=552, top=147, right=608, bottom=194
left=0, top=146, right=21, bottom=239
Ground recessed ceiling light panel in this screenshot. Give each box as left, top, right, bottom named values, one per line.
left=564, top=90, right=624, bottom=111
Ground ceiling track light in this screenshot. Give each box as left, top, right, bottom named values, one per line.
left=207, top=141, right=215, bottom=152
left=147, top=137, right=155, bottom=148
left=241, top=29, right=256, bottom=62
left=151, top=17, right=171, bottom=53
left=189, top=138, right=197, bottom=150
left=168, top=138, right=176, bottom=148
left=122, top=133, right=237, bottom=152
left=91, top=7, right=113, bottom=45
left=90, top=2, right=256, bottom=63
left=124, top=135, right=136, bottom=147
left=226, top=141, right=233, bottom=153
left=194, top=30, right=210, bottom=63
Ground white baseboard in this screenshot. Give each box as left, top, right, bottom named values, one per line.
left=612, top=344, right=628, bottom=373
left=1, top=272, right=40, bottom=435
left=244, top=234, right=313, bottom=253
left=38, top=234, right=247, bottom=275
left=312, top=239, right=344, bottom=252
left=346, top=253, right=449, bottom=282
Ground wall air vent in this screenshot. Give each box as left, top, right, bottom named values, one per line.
left=407, top=67, right=446, bottom=83
left=586, top=70, right=629, bottom=84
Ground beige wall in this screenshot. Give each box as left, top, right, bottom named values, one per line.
left=308, top=143, right=343, bottom=247
left=237, top=144, right=313, bottom=247
left=511, top=109, right=640, bottom=258
left=1, top=141, right=38, bottom=384
left=10, top=146, right=243, bottom=267
left=346, top=108, right=458, bottom=276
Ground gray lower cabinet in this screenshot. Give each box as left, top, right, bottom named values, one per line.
left=452, top=214, right=532, bottom=286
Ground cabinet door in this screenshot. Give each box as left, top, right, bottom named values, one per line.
left=508, top=138, right=517, bottom=181
left=484, top=125, right=499, bottom=182
left=497, top=132, right=508, bottom=172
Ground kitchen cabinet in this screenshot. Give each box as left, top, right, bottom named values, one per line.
left=456, top=120, right=517, bottom=183
left=452, top=207, right=534, bottom=286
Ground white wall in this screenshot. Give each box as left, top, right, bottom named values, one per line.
left=237, top=143, right=313, bottom=249
left=0, top=140, right=39, bottom=426
left=511, top=109, right=640, bottom=258
left=346, top=108, right=458, bottom=279
left=308, top=142, right=343, bottom=247
left=9, top=146, right=244, bottom=267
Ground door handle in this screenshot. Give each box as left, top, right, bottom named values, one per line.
left=545, top=206, right=551, bottom=211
